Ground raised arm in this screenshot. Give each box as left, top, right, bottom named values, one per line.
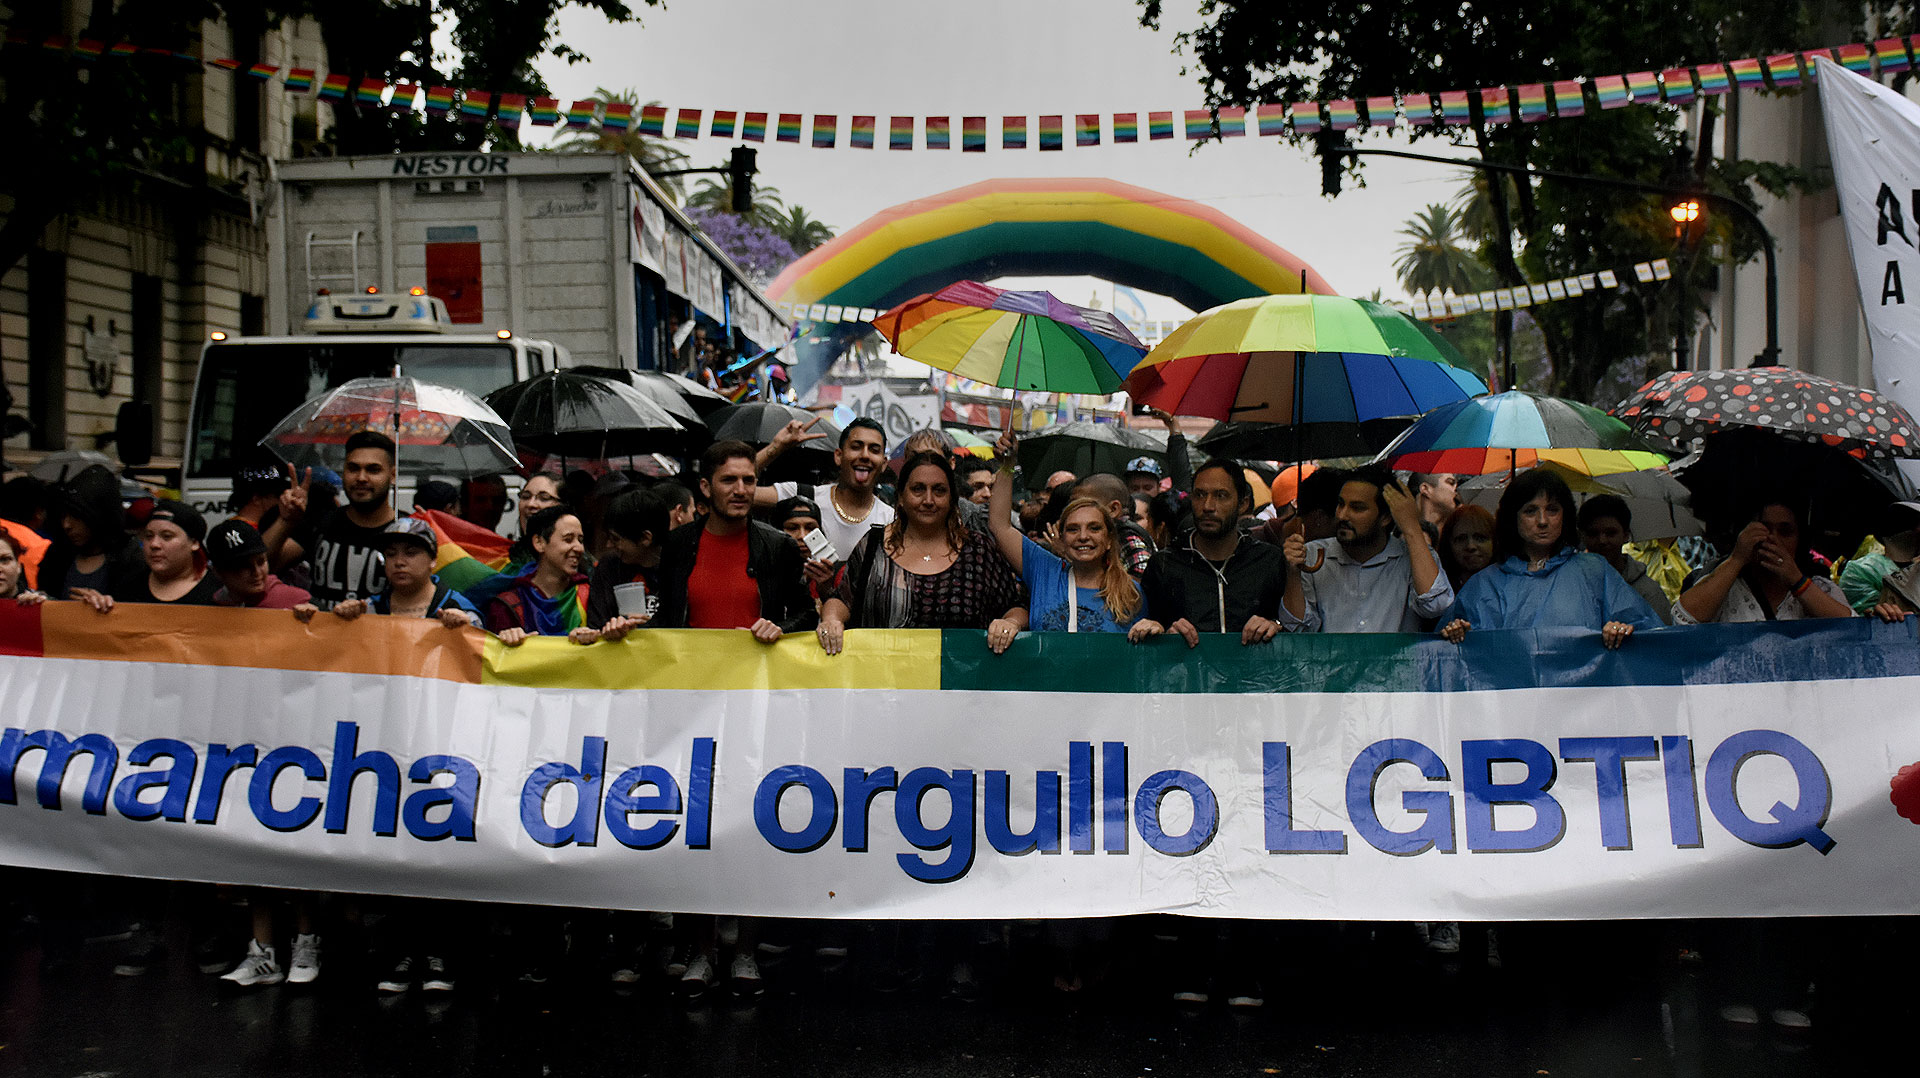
left=752, top=417, right=828, bottom=506
left=1149, top=408, right=1193, bottom=493
left=988, top=431, right=1026, bottom=571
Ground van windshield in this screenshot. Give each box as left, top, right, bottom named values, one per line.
left=187, top=341, right=516, bottom=478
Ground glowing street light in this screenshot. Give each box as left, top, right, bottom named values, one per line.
left=1669, top=199, right=1703, bottom=224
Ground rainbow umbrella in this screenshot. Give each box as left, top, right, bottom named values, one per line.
left=1374, top=391, right=1671, bottom=476
left=872, top=280, right=1147, bottom=394
left=1122, top=294, right=1485, bottom=459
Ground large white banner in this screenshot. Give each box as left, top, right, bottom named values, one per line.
left=1817, top=56, right=1920, bottom=418
left=5, top=615, right=1918, bottom=920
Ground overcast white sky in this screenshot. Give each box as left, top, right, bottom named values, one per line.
left=530, top=0, right=1480, bottom=322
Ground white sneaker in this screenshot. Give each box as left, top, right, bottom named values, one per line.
left=288, top=933, right=321, bottom=985
left=220, top=939, right=284, bottom=987
left=680, top=954, right=715, bottom=998
left=730, top=953, right=764, bottom=998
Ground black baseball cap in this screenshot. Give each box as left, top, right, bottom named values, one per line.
left=146, top=499, right=207, bottom=543
left=205, top=519, right=267, bottom=569
left=775, top=496, right=822, bottom=525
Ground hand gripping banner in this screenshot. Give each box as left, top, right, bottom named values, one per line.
left=3, top=602, right=1918, bottom=920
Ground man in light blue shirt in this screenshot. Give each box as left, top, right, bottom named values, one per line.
left=1279, top=466, right=1452, bottom=633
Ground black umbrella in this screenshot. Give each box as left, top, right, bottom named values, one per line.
left=485, top=370, right=690, bottom=459
left=575, top=366, right=731, bottom=422
left=1197, top=417, right=1414, bottom=463
left=706, top=402, right=842, bottom=484
left=1015, top=421, right=1169, bottom=488
left=1675, top=428, right=1915, bottom=561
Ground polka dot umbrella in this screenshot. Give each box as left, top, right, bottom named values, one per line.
left=1612, top=368, right=1920, bottom=460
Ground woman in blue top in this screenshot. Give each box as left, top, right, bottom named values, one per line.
left=988, top=432, right=1141, bottom=633
left=1440, top=469, right=1659, bottom=649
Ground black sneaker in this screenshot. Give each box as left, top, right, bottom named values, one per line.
left=194, top=936, right=230, bottom=975
left=423, top=955, right=455, bottom=992
left=113, top=929, right=165, bottom=977
left=377, top=956, right=414, bottom=994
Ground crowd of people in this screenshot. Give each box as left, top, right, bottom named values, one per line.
left=3, top=411, right=1916, bottom=1028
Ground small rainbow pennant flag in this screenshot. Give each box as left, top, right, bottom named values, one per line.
left=1660, top=68, right=1696, bottom=103
left=674, top=109, right=701, bottom=138
left=1148, top=111, right=1174, bottom=139
left=1695, top=63, right=1732, bottom=95
left=317, top=74, right=350, bottom=102
left=1217, top=106, right=1246, bottom=136
left=1835, top=43, right=1870, bottom=74
left=1477, top=86, right=1511, bottom=123
left=1326, top=99, right=1359, bottom=130
left=1515, top=84, right=1548, bottom=122
left=354, top=79, right=386, bottom=108
left=1876, top=37, right=1913, bottom=74
left=1401, top=94, right=1436, bottom=127
left=74, top=39, right=106, bottom=58
left=496, top=93, right=526, bottom=127
left=206, top=55, right=239, bottom=70
left=1728, top=57, right=1765, bottom=89
left=1076, top=114, right=1100, bottom=146
left=1625, top=71, right=1660, bottom=103
left=1038, top=115, right=1063, bottom=150
left=1289, top=103, right=1322, bottom=135
left=108, top=41, right=140, bottom=57
left=284, top=68, right=314, bottom=93
left=1113, top=113, right=1140, bottom=142
left=426, top=86, right=457, bottom=115
left=889, top=116, right=914, bottom=150
left=1183, top=109, right=1212, bottom=139
left=1002, top=116, right=1027, bottom=149
left=637, top=105, right=666, bottom=136
left=565, top=99, right=596, bottom=127
left=1593, top=75, right=1630, bottom=109
left=602, top=102, right=632, bottom=131
left=777, top=113, right=802, bottom=143
left=1438, top=90, right=1472, bottom=124
left=1362, top=96, right=1395, bottom=128
left=390, top=83, right=421, bottom=111
left=710, top=110, right=737, bottom=138
left=1551, top=81, right=1585, bottom=116
left=926, top=116, right=950, bottom=149
left=849, top=115, right=875, bottom=149
left=962, top=116, right=986, bottom=151
left=1765, top=53, right=1803, bottom=87
left=812, top=115, right=837, bottom=147
left=742, top=112, right=768, bottom=141
left=528, top=97, right=558, bottom=125
left=458, top=90, right=490, bottom=122
left=247, top=63, right=278, bottom=81
left=1254, top=104, right=1286, bottom=136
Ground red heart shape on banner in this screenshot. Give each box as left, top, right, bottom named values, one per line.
left=1893, top=763, right=1920, bottom=824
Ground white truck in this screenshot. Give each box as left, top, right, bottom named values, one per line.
left=178, top=150, right=788, bottom=511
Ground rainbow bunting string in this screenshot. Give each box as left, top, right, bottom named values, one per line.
left=1217, top=106, right=1246, bottom=136
left=1362, top=96, right=1395, bottom=128
left=1002, top=116, right=1026, bottom=149
left=108, top=42, right=140, bottom=57
left=674, top=109, right=701, bottom=138
left=206, top=55, right=238, bottom=70
left=1516, top=84, right=1549, bottom=122
left=638, top=105, right=666, bottom=137
left=1728, top=57, right=1765, bottom=89
left=496, top=93, right=525, bottom=127
left=850, top=115, right=875, bottom=149
left=284, top=69, right=314, bottom=93
left=1113, top=113, right=1139, bottom=142
left=1625, top=71, right=1660, bottom=102
left=425, top=86, right=456, bottom=115
left=1326, top=99, right=1358, bottom=130
left=777, top=113, right=801, bottom=143
left=1183, top=109, right=1212, bottom=139
left=889, top=116, right=913, bottom=150
left=458, top=90, right=490, bottom=122
left=925, top=116, right=950, bottom=149
left=246, top=63, right=278, bottom=81
left=1438, top=90, right=1472, bottom=124
left=1148, top=111, right=1173, bottom=139
left=564, top=99, right=595, bottom=127
left=390, top=83, right=420, bottom=111
left=1765, top=53, right=1802, bottom=87
left=75, top=39, right=107, bottom=58
left=742, top=112, right=767, bottom=141
left=1478, top=86, right=1510, bottom=122
left=1695, top=63, right=1731, bottom=95
left=1401, top=94, right=1435, bottom=126
left=602, top=102, right=632, bottom=131
left=1876, top=37, right=1912, bottom=73
left=1254, top=104, right=1286, bottom=136
left=355, top=79, right=385, bottom=107
left=1038, top=114, right=1063, bottom=150
left=317, top=74, right=349, bottom=102
left=1593, top=75, right=1630, bottom=109
left=812, top=115, right=837, bottom=148
left=1661, top=68, right=1696, bottom=103
left=1551, top=81, right=1585, bottom=116
left=1836, top=43, right=1870, bottom=74
left=710, top=110, right=737, bottom=138
left=962, top=116, right=985, bottom=152
left=1076, top=114, right=1101, bottom=146
left=528, top=97, right=558, bottom=125
left=1290, top=103, right=1322, bottom=134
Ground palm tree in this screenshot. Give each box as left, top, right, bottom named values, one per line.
left=554, top=87, right=691, bottom=203
left=772, top=205, right=835, bottom=254
left=686, top=177, right=788, bottom=230
left=1393, top=203, right=1484, bottom=300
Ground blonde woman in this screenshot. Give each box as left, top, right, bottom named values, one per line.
left=988, top=432, right=1142, bottom=633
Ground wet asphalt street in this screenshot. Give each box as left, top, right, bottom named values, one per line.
left=2, top=908, right=1909, bottom=1078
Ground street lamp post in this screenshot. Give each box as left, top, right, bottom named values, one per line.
left=1333, top=147, right=1782, bottom=369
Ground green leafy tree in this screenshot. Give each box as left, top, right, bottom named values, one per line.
left=554, top=89, right=691, bottom=201
left=1138, top=0, right=1903, bottom=401
left=686, top=177, right=788, bottom=229
left=1394, top=204, right=1486, bottom=300
left=771, top=205, right=836, bottom=254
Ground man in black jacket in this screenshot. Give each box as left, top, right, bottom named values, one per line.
left=645, top=440, right=817, bottom=641
left=1129, top=460, right=1285, bottom=647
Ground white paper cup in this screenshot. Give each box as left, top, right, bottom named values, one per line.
left=614, top=581, right=650, bottom=616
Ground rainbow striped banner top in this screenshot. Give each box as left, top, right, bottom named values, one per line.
left=1625, top=71, right=1661, bottom=103
left=284, top=69, right=314, bottom=93
left=458, top=90, right=491, bottom=121
left=317, top=74, right=350, bottom=102
left=1325, top=99, right=1358, bottom=130
left=1835, top=43, right=1870, bottom=74
left=1401, top=93, right=1435, bottom=126
left=812, top=114, right=837, bottom=148
left=961, top=116, right=986, bottom=151
left=1765, top=53, right=1803, bottom=87
left=1438, top=90, right=1472, bottom=124
left=1695, top=63, right=1731, bottom=95
left=354, top=79, right=385, bottom=107
left=496, top=93, right=526, bottom=127
left=777, top=113, right=802, bottom=143
left=925, top=116, right=950, bottom=149
left=602, top=102, right=632, bottom=132
left=1289, top=103, right=1322, bottom=135
left=1551, top=81, right=1585, bottom=117
left=1113, top=113, right=1139, bottom=142
left=849, top=115, right=876, bottom=149
left=1216, top=106, right=1246, bottom=136
left=1593, top=75, right=1630, bottom=109
left=1075, top=114, right=1100, bottom=146
left=1478, top=86, right=1511, bottom=122
left=674, top=109, right=702, bottom=139
left=1728, top=57, right=1765, bottom=89
left=1362, top=96, right=1395, bottom=128
left=1038, top=114, right=1063, bottom=150
left=1148, top=111, right=1174, bottom=139
left=710, top=110, right=738, bottom=138
left=1660, top=69, right=1696, bottom=103
left=1254, top=104, right=1286, bottom=136
left=246, top=63, right=278, bottom=81
left=890, top=116, right=914, bottom=150
left=638, top=105, right=667, bottom=137
left=425, top=86, right=456, bottom=114
left=742, top=112, right=768, bottom=141
left=528, top=97, right=558, bottom=125
left=1002, top=116, right=1027, bottom=149
left=565, top=99, right=596, bottom=127
left=1516, top=83, right=1549, bottom=122
left=1876, top=37, right=1913, bottom=73
left=390, top=83, right=421, bottom=111
left=1183, top=109, right=1212, bottom=139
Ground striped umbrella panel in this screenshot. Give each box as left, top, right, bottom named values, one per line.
left=875, top=282, right=1147, bottom=393
left=1137, top=294, right=1469, bottom=370
left=1378, top=392, right=1671, bottom=476
left=1129, top=350, right=1485, bottom=424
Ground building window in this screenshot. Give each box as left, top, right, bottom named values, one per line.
left=27, top=250, right=68, bottom=450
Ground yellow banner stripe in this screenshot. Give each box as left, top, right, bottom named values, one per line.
left=482, top=629, right=942, bottom=691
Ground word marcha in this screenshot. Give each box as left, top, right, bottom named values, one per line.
left=1, top=726, right=1836, bottom=883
